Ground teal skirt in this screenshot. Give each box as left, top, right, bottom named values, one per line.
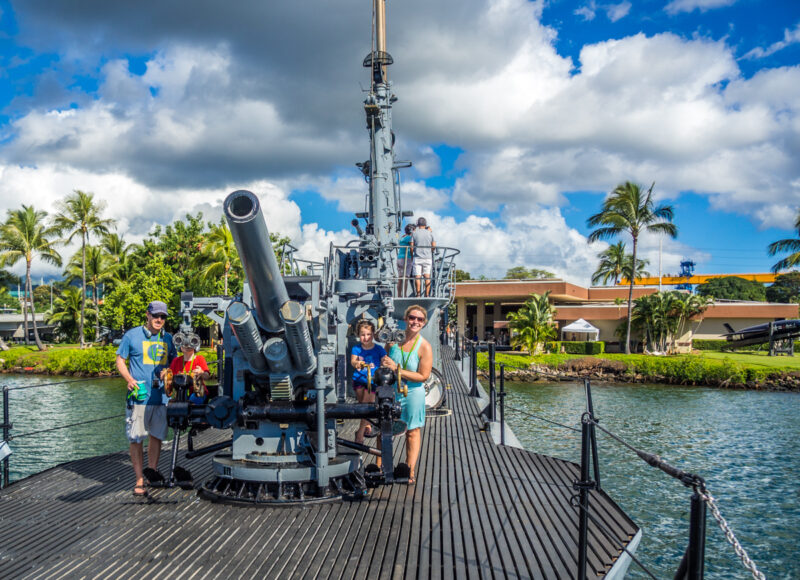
left=400, top=384, right=426, bottom=430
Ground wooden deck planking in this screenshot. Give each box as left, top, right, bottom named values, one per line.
left=0, top=348, right=638, bottom=579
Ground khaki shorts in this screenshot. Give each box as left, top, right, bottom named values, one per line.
left=397, top=257, right=413, bottom=277
left=126, top=404, right=168, bottom=443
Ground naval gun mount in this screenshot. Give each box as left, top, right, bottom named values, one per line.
left=167, top=189, right=407, bottom=504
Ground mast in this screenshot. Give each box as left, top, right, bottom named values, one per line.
left=361, top=0, right=402, bottom=273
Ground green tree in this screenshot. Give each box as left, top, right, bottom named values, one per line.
left=192, top=220, right=241, bottom=296
left=587, top=181, right=677, bottom=354
left=504, top=266, right=555, bottom=280
left=100, top=259, right=182, bottom=330
left=592, top=241, right=627, bottom=285
left=766, top=271, right=800, bottom=303
left=506, top=291, right=557, bottom=354
left=46, top=286, right=96, bottom=343
left=64, top=246, right=117, bottom=339
left=696, top=276, right=766, bottom=301
left=454, top=269, right=472, bottom=282
left=622, top=255, right=650, bottom=283
left=768, top=209, right=800, bottom=272
left=631, top=291, right=710, bottom=353
left=0, top=206, right=62, bottom=350
left=101, top=232, right=133, bottom=285
left=53, top=190, right=114, bottom=348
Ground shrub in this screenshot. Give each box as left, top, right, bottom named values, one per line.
left=692, top=339, right=730, bottom=351
left=560, top=341, right=605, bottom=355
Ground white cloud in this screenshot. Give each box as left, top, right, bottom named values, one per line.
left=605, top=2, right=631, bottom=22
left=742, top=22, right=800, bottom=60
left=575, top=2, right=597, bottom=21
left=664, top=0, right=736, bottom=16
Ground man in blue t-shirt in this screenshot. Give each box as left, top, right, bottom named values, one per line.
left=116, top=300, right=177, bottom=497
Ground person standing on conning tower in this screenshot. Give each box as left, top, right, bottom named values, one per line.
left=410, top=217, right=435, bottom=297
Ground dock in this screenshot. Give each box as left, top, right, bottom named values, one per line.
left=0, top=348, right=638, bottom=578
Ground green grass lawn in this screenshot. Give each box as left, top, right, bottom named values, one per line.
left=693, top=350, right=800, bottom=369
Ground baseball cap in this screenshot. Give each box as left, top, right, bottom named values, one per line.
left=147, top=301, right=168, bottom=316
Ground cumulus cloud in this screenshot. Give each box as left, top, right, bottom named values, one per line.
left=664, top=0, right=736, bottom=15
left=1, top=0, right=799, bottom=281
left=741, top=22, right=800, bottom=60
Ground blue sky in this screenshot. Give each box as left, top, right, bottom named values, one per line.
left=0, top=0, right=799, bottom=284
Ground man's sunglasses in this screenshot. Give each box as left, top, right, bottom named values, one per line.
left=151, top=314, right=167, bottom=320
left=407, top=314, right=426, bottom=323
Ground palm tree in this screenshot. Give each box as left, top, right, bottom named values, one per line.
left=622, top=255, right=651, bottom=283
left=591, top=241, right=627, bottom=286
left=46, top=286, right=96, bottom=343
left=0, top=206, right=62, bottom=350
left=587, top=182, right=677, bottom=354
left=101, top=232, right=132, bottom=284
left=506, top=291, right=557, bottom=354
left=64, top=246, right=116, bottom=340
left=768, top=209, right=800, bottom=272
left=53, top=190, right=114, bottom=348
left=192, top=221, right=241, bottom=295
left=631, top=291, right=710, bottom=353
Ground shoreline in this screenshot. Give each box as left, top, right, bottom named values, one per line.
left=481, top=364, right=800, bottom=391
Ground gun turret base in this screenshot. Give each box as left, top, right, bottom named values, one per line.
left=199, top=451, right=368, bottom=504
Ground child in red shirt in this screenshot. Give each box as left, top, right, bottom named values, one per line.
left=169, top=343, right=211, bottom=404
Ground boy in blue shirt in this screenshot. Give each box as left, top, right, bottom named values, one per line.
left=116, top=300, right=177, bottom=497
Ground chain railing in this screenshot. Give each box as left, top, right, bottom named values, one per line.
left=468, top=343, right=768, bottom=580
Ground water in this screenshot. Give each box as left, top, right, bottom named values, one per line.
left=2, top=375, right=797, bottom=578
left=503, top=381, right=800, bottom=579
left=1, top=375, right=130, bottom=483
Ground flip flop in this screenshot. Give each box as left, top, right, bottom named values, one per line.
left=407, top=475, right=416, bottom=486
left=133, top=485, right=149, bottom=497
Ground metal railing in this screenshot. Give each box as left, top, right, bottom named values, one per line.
left=464, top=343, right=766, bottom=580
left=325, top=241, right=459, bottom=300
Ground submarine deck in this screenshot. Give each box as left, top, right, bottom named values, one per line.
left=0, top=348, right=638, bottom=579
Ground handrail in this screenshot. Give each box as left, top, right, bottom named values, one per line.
left=471, top=342, right=766, bottom=580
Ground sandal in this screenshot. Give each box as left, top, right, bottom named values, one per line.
left=133, top=485, right=149, bottom=497
left=407, top=475, right=416, bottom=486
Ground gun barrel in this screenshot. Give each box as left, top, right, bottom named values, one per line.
left=224, top=190, right=290, bottom=331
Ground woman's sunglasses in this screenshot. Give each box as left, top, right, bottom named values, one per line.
left=407, top=314, right=426, bottom=323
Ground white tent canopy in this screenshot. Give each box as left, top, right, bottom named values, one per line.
left=560, top=318, right=600, bottom=341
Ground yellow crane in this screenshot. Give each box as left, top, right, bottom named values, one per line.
left=618, top=273, right=778, bottom=286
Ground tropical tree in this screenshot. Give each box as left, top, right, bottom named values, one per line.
left=768, top=209, right=800, bottom=272
left=46, top=286, right=96, bottom=343
left=621, top=255, right=650, bottom=283
left=0, top=206, right=62, bottom=350
left=506, top=291, right=557, bottom=354
left=100, top=258, right=182, bottom=330
left=53, top=190, right=114, bottom=348
left=64, top=246, right=116, bottom=340
left=504, top=266, right=555, bottom=280
left=192, top=221, right=241, bottom=296
left=591, top=241, right=627, bottom=286
left=766, top=271, right=800, bottom=303
left=101, top=232, right=133, bottom=284
left=587, top=182, right=678, bottom=354
left=696, top=276, right=766, bottom=301
left=630, top=291, right=710, bottom=353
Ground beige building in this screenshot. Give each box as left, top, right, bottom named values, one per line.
left=453, top=280, right=798, bottom=352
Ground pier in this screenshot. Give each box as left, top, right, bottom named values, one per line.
left=0, top=349, right=638, bottom=578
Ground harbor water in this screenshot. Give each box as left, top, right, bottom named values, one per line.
left=2, top=374, right=798, bottom=578
left=504, top=381, right=799, bottom=579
